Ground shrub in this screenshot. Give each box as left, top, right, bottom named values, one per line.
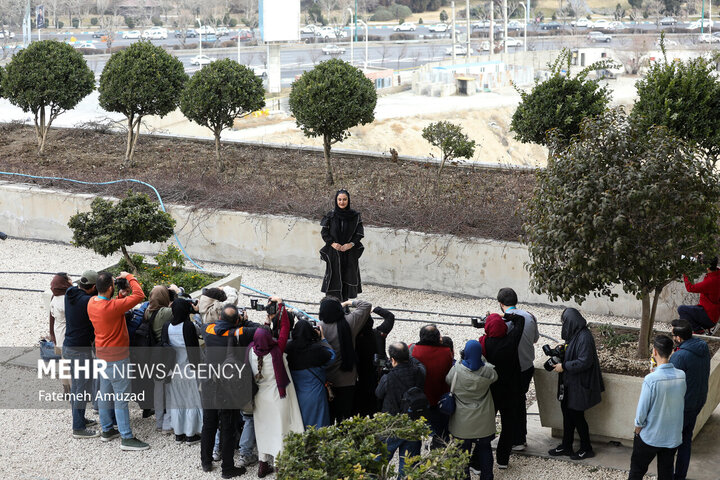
left=422, top=121, right=477, bottom=174
left=229, top=18, right=238, bottom=27
left=151, top=16, right=162, bottom=26
left=124, top=16, right=135, bottom=29
left=90, top=17, right=98, bottom=26
left=370, top=7, right=394, bottom=21
left=71, top=18, right=79, bottom=28
left=57, top=20, right=64, bottom=29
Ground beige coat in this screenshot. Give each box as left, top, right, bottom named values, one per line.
left=198, top=286, right=239, bottom=324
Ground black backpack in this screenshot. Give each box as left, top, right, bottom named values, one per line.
left=399, top=383, right=429, bottom=420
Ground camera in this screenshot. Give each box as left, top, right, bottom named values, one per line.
left=542, top=343, right=567, bottom=372
left=0, top=232, right=7, bottom=241
left=114, top=277, right=129, bottom=291
left=250, top=298, right=278, bottom=316
left=373, top=353, right=390, bottom=371
left=471, top=316, right=487, bottom=329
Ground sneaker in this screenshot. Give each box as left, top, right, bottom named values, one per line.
left=202, top=463, right=213, bottom=473
left=175, top=434, right=186, bottom=443
left=84, top=418, right=98, bottom=427
left=73, top=429, right=100, bottom=439
left=497, top=463, right=508, bottom=470
left=185, top=434, right=201, bottom=445
left=212, top=451, right=221, bottom=462
left=512, top=443, right=527, bottom=452
left=238, top=453, right=258, bottom=467
left=570, top=449, right=595, bottom=460
left=120, top=437, right=150, bottom=451
left=469, top=466, right=481, bottom=475
left=221, top=466, right=247, bottom=479
left=142, top=409, right=155, bottom=418
left=548, top=445, right=573, bottom=457
left=101, top=428, right=121, bottom=442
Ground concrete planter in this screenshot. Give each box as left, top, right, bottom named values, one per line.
left=534, top=326, right=720, bottom=447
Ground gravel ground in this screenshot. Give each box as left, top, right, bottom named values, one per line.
left=0, top=238, right=654, bottom=479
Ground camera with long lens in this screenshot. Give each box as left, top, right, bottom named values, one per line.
left=470, top=315, right=487, bottom=329
left=373, top=353, right=391, bottom=373
left=542, top=344, right=567, bottom=371
left=114, top=277, right=129, bottom=291
left=250, top=298, right=278, bottom=316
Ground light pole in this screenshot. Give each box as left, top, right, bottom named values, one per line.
left=197, top=18, right=202, bottom=57
left=519, top=1, right=527, bottom=52
left=702, top=0, right=705, bottom=35
left=358, top=19, right=368, bottom=70
left=347, top=7, right=354, bottom=65
left=451, top=1, right=456, bottom=62
left=466, top=0, right=471, bottom=60
left=490, top=0, right=494, bottom=53
left=503, top=0, right=508, bottom=54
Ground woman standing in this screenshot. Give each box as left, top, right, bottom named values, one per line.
left=146, top=285, right=174, bottom=433
left=548, top=308, right=604, bottom=460
left=163, top=298, right=203, bottom=445
left=447, top=340, right=498, bottom=480
left=49, top=273, right=73, bottom=394
left=320, top=189, right=364, bottom=301
left=285, top=320, right=336, bottom=429
left=249, top=304, right=304, bottom=478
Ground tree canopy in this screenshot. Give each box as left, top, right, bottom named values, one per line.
left=3, top=40, right=94, bottom=154
left=524, top=109, right=720, bottom=357
left=421, top=121, right=477, bottom=174
left=68, top=191, right=176, bottom=273
left=180, top=59, right=265, bottom=172
left=289, top=58, right=377, bottom=184
left=98, top=41, right=187, bottom=166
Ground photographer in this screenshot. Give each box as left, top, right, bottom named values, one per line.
left=286, top=320, right=336, bottom=428
left=548, top=308, right=604, bottom=460
left=679, top=256, right=720, bottom=334
left=198, top=286, right=239, bottom=325
left=354, top=306, right=396, bottom=417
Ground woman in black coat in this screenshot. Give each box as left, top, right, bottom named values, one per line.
left=548, top=307, right=604, bottom=460
left=320, top=189, right=364, bottom=301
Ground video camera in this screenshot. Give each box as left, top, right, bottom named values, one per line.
left=470, top=315, right=487, bottom=329
left=542, top=343, right=567, bottom=372
left=250, top=298, right=278, bottom=316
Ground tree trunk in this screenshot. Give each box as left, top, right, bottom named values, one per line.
left=126, top=116, right=142, bottom=167
left=323, top=134, right=334, bottom=185
left=637, top=290, right=652, bottom=358
left=214, top=130, right=224, bottom=172
left=120, top=245, right=137, bottom=274
left=438, top=152, right=448, bottom=176
left=124, top=115, right=134, bottom=166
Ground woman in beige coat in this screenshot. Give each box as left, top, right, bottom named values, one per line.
left=446, top=339, right=498, bottom=480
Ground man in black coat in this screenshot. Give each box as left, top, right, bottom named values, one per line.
left=548, top=308, right=604, bottom=460
left=353, top=306, right=395, bottom=416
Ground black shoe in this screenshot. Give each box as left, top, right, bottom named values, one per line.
left=202, top=463, right=212, bottom=473
left=570, top=449, right=595, bottom=460
left=175, top=434, right=186, bottom=443
left=548, top=445, right=573, bottom=456
left=221, top=466, right=246, bottom=479
left=185, top=434, right=201, bottom=445
left=142, top=409, right=155, bottom=418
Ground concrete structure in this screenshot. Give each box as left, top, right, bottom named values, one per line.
left=412, top=59, right=534, bottom=97
left=0, top=182, right=698, bottom=321
left=534, top=327, right=720, bottom=446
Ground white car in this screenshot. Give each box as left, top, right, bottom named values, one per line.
left=472, top=20, right=490, bottom=29
left=216, top=27, right=230, bottom=36
left=507, top=20, right=523, bottom=30
left=74, top=41, right=96, bottom=49
left=593, top=19, right=610, bottom=29
left=394, top=22, right=417, bottom=32
left=608, top=21, right=625, bottom=30
left=197, top=25, right=216, bottom=35
left=572, top=18, right=593, bottom=28
left=315, top=26, right=346, bottom=39
left=0, top=30, right=16, bottom=39
left=190, top=54, right=216, bottom=66
left=428, top=23, right=449, bottom=32
left=122, top=30, right=141, bottom=39
left=699, top=33, right=720, bottom=43
left=688, top=19, right=713, bottom=29
left=322, top=44, right=346, bottom=55
left=444, top=44, right=467, bottom=55
left=587, top=31, right=612, bottom=42
left=656, top=38, right=679, bottom=47
left=504, top=37, right=523, bottom=47
left=250, top=65, right=267, bottom=78
left=300, top=24, right=318, bottom=34
left=141, top=28, right=168, bottom=40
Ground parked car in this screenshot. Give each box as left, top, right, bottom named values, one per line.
left=74, top=41, right=96, bottom=49
left=608, top=21, right=625, bottom=30
left=472, top=20, right=490, bottom=29
left=571, top=18, right=593, bottom=28
left=230, top=29, right=252, bottom=41
left=656, top=37, right=679, bottom=47
left=216, top=26, right=230, bottom=36
left=250, top=65, right=267, bottom=78
left=507, top=20, right=523, bottom=31
left=687, top=19, right=713, bottom=29
left=200, top=33, right=218, bottom=43
left=190, top=54, right=216, bottom=66
left=444, top=44, right=467, bottom=55
left=197, top=25, right=216, bottom=35
left=540, top=21, right=562, bottom=30
left=0, top=30, right=16, bottom=39
left=587, top=31, right=612, bottom=42
left=592, top=19, right=610, bottom=29
left=394, top=22, right=417, bottom=32
left=92, top=30, right=108, bottom=38
left=300, top=24, right=318, bottom=34
left=322, top=44, right=346, bottom=55
left=699, top=33, right=720, bottom=43
left=504, top=37, right=523, bottom=47
left=428, top=23, right=449, bottom=32
left=316, top=26, right=345, bottom=39
left=175, top=29, right=198, bottom=38
left=142, top=27, right=168, bottom=40
left=121, top=30, right=141, bottom=39
left=659, top=16, right=677, bottom=26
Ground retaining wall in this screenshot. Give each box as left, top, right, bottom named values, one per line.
left=0, top=182, right=693, bottom=320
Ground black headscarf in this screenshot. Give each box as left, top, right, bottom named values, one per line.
left=171, top=299, right=194, bottom=326
left=561, top=307, right=587, bottom=342
left=333, top=189, right=358, bottom=220
left=286, top=320, right=332, bottom=371
left=329, top=189, right=360, bottom=245
left=319, top=297, right=355, bottom=371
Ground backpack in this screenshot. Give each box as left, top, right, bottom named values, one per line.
left=131, top=307, right=158, bottom=348
left=126, top=302, right=149, bottom=339
left=398, top=367, right=430, bottom=419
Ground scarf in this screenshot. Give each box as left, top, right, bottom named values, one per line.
left=461, top=340, right=485, bottom=370
left=286, top=320, right=329, bottom=371
left=147, top=285, right=171, bottom=312
left=50, top=273, right=72, bottom=296
left=479, top=313, right=507, bottom=351
left=333, top=189, right=358, bottom=220
left=171, top=298, right=194, bottom=326
left=329, top=190, right=360, bottom=245
left=250, top=327, right=290, bottom=398
left=319, top=297, right=355, bottom=371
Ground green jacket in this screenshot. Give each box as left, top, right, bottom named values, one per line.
left=147, top=307, right=173, bottom=343
left=446, top=361, right=498, bottom=440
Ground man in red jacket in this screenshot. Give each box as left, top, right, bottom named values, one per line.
left=87, top=271, right=147, bottom=451
left=680, top=256, right=720, bottom=334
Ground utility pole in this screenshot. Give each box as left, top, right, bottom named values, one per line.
left=466, top=0, right=470, bottom=60
left=503, top=0, right=508, bottom=54
left=490, top=0, right=494, bottom=53
left=452, top=1, right=456, bottom=62
left=354, top=0, right=358, bottom=42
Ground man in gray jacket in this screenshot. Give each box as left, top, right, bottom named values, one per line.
left=319, top=296, right=372, bottom=423
left=497, top=287, right=539, bottom=451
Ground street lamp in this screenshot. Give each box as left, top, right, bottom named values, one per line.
left=519, top=1, right=528, bottom=52
left=196, top=18, right=202, bottom=57
left=358, top=19, right=369, bottom=70
left=347, top=7, right=354, bottom=65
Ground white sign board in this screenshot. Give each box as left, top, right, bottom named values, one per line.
left=259, top=0, right=300, bottom=42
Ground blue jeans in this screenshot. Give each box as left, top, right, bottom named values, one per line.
left=674, top=408, right=700, bottom=480
left=460, top=435, right=495, bottom=480
left=99, top=357, right=133, bottom=439
left=239, top=413, right=256, bottom=457
left=677, top=305, right=714, bottom=332
left=386, top=437, right=421, bottom=479
left=62, top=346, right=93, bottom=431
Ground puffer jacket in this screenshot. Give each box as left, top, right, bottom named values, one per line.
left=670, top=337, right=711, bottom=412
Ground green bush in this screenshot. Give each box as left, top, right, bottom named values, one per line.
left=90, top=17, right=98, bottom=26
left=124, top=16, right=135, bottom=28
left=151, top=16, right=162, bottom=26
left=57, top=20, right=64, bottom=29
left=228, top=18, right=238, bottom=27
left=72, top=18, right=80, bottom=28
left=370, top=7, right=394, bottom=21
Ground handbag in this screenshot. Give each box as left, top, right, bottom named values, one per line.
left=437, top=370, right=457, bottom=416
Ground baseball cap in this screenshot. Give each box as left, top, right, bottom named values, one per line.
left=77, top=270, right=98, bottom=287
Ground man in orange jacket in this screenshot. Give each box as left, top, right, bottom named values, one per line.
left=88, top=271, right=148, bottom=450
left=680, top=256, right=720, bottom=334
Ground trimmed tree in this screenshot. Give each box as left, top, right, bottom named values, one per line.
left=523, top=109, right=720, bottom=358
left=289, top=59, right=377, bottom=185
left=421, top=121, right=477, bottom=174
left=630, top=51, right=720, bottom=165
left=511, top=49, right=611, bottom=149
left=68, top=191, right=176, bottom=273
left=3, top=40, right=94, bottom=154
left=179, top=59, right=265, bottom=172
left=98, top=41, right=188, bottom=166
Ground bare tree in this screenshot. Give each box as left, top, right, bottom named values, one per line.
left=616, top=35, right=649, bottom=74
left=310, top=46, right=323, bottom=64
left=395, top=44, right=407, bottom=70
left=645, top=0, right=664, bottom=25
left=380, top=42, right=389, bottom=67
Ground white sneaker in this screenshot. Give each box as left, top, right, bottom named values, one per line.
left=469, top=466, right=481, bottom=475
left=512, top=443, right=527, bottom=451
left=497, top=463, right=508, bottom=470
left=238, top=453, right=258, bottom=467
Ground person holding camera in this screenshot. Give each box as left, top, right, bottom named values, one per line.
left=353, top=306, right=396, bottom=417
left=320, top=189, right=364, bottom=302
left=629, top=335, right=686, bottom=480
left=87, top=271, right=148, bottom=451
left=679, top=256, right=720, bottom=334
left=198, top=286, right=239, bottom=325
left=447, top=340, right=498, bottom=480
left=547, top=308, right=604, bottom=460
left=286, top=319, right=336, bottom=428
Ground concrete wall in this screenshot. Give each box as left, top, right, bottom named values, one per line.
left=0, top=182, right=695, bottom=320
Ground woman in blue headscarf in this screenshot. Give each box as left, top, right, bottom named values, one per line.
left=446, top=340, right=499, bottom=480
